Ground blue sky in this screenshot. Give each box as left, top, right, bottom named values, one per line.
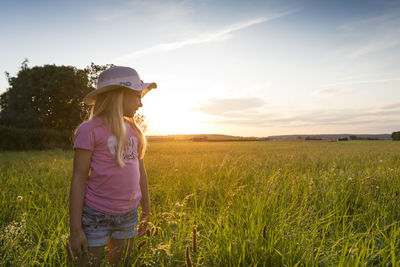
left=1, top=0, right=400, bottom=136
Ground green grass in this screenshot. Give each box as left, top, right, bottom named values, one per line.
left=1, top=140, right=400, bottom=266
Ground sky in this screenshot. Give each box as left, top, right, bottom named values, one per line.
left=1, top=0, right=400, bottom=137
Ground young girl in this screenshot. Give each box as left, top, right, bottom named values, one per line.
left=69, top=66, right=157, bottom=266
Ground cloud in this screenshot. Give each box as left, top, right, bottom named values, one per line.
left=94, top=0, right=191, bottom=22
left=201, top=105, right=400, bottom=130
left=115, top=10, right=296, bottom=61
left=323, top=78, right=400, bottom=87
left=380, top=102, right=400, bottom=110
left=337, top=11, right=400, bottom=59
left=312, top=88, right=350, bottom=96
left=349, top=37, right=400, bottom=59
left=192, top=97, right=266, bottom=116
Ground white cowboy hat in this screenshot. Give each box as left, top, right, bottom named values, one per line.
left=83, top=66, right=157, bottom=105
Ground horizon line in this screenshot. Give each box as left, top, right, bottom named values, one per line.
left=147, top=132, right=392, bottom=138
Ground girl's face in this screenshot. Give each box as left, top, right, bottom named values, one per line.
left=122, top=89, right=142, bottom=117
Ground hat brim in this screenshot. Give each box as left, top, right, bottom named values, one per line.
left=83, top=82, right=157, bottom=105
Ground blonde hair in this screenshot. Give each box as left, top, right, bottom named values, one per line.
left=88, top=89, right=147, bottom=167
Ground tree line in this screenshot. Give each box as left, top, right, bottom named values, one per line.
left=0, top=60, right=112, bottom=130
left=392, top=132, right=400, bottom=141
left=0, top=60, right=145, bottom=150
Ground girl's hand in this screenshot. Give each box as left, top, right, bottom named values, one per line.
left=138, top=214, right=150, bottom=237
left=69, top=229, right=88, bottom=259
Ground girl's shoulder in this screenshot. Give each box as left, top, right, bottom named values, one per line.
left=76, top=117, right=104, bottom=134
left=124, top=118, right=139, bottom=137
left=74, top=117, right=107, bottom=150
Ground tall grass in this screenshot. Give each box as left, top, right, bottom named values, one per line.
left=1, top=140, right=400, bottom=265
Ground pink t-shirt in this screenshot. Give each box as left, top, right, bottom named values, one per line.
left=73, top=116, right=142, bottom=215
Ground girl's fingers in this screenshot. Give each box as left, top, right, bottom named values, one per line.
left=71, top=246, right=80, bottom=258
left=141, top=214, right=150, bottom=222
left=69, top=239, right=80, bottom=257
left=137, top=222, right=147, bottom=237
left=82, top=236, right=88, bottom=253
left=69, top=234, right=87, bottom=258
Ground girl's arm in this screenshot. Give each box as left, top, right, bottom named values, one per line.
left=138, top=159, right=151, bottom=237
left=139, top=159, right=151, bottom=214
left=69, top=149, right=92, bottom=257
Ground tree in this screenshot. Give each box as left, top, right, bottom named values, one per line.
left=392, top=131, right=400, bottom=141
left=0, top=61, right=111, bottom=130
left=83, top=62, right=113, bottom=89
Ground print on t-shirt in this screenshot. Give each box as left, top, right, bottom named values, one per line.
left=124, top=136, right=137, bottom=159
left=107, top=136, right=138, bottom=160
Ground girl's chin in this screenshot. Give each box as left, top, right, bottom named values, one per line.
left=123, top=111, right=136, bottom=117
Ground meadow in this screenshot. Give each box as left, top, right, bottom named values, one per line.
left=1, top=140, right=400, bottom=266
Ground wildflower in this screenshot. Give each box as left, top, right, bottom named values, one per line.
left=29, top=191, right=34, bottom=195
left=60, top=233, right=69, bottom=242
left=16, top=196, right=23, bottom=201
left=185, top=245, right=192, bottom=267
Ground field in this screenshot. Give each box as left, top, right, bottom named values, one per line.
left=1, top=140, right=400, bottom=266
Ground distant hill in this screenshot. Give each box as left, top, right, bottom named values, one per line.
left=148, top=133, right=392, bottom=141
left=147, top=134, right=261, bottom=141
left=267, top=134, right=392, bottom=140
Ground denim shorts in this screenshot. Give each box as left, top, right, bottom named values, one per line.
left=82, top=204, right=139, bottom=247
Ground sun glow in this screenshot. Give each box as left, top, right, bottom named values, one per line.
left=146, top=109, right=215, bottom=135
left=140, top=95, right=215, bottom=135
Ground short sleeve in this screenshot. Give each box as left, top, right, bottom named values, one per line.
left=74, top=122, right=95, bottom=151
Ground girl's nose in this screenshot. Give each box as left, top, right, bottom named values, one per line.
left=138, top=99, right=143, bottom=107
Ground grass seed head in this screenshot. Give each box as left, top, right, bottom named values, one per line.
left=309, top=178, right=313, bottom=194
left=151, top=227, right=159, bottom=236
left=64, top=240, right=74, bottom=262
left=137, top=240, right=147, bottom=250
left=185, top=245, right=193, bottom=267
left=146, top=228, right=151, bottom=237
left=262, top=225, right=267, bottom=239
left=192, top=226, right=197, bottom=252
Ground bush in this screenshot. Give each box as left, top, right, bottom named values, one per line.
left=392, top=131, right=400, bottom=141
left=0, top=126, right=73, bottom=150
